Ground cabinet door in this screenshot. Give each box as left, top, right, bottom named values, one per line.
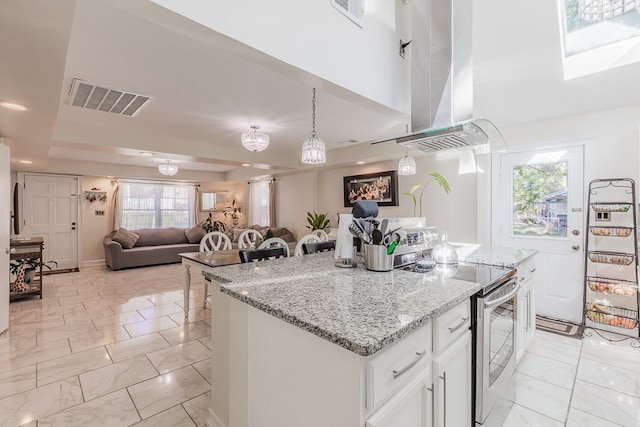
left=366, top=368, right=433, bottom=427
left=433, top=331, right=471, bottom=427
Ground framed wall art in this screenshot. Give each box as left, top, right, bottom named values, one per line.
left=343, top=170, right=398, bottom=207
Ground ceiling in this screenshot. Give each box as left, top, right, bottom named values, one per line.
left=1, top=0, right=639, bottom=182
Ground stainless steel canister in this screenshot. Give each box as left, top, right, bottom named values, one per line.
left=363, top=244, right=393, bottom=271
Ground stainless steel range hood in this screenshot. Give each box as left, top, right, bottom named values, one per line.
left=375, top=0, right=497, bottom=152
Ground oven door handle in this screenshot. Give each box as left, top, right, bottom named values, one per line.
left=484, top=280, right=520, bottom=308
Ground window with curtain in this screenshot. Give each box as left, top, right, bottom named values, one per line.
left=249, top=181, right=270, bottom=226
left=119, top=181, right=196, bottom=229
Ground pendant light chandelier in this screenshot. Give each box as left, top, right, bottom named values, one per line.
left=159, top=160, right=178, bottom=176
left=301, top=88, right=326, bottom=164
left=397, top=148, right=416, bottom=175
left=241, top=125, right=270, bottom=152
left=578, top=0, right=638, bottom=22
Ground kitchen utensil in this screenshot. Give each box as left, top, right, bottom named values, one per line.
left=372, top=229, right=383, bottom=245
left=349, top=221, right=372, bottom=244
left=359, top=218, right=379, bottom=236
left=431, top=231, right=458, bottom=265
left=380, top=219, right=388, bottom=236
left=386, top=233, right=401, bottom=255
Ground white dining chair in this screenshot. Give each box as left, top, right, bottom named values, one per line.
left=199, top=231, right=232, bottom=252
left=312, top=229, right=329, bottom=241
left=238, top=229, right=263, bottom=249
left=294, top=234, right=321, bottom=256
left=258, top=237, right=290, bottom=257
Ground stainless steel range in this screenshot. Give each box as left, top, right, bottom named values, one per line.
left=391, top=231, right=518, bottom=427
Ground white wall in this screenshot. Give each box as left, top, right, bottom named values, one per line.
left=501, top=104, right=640, bottom=184
left=276, top=172, right=319, bottom=240
left=81, top=176, right=117, bottom=265
left=276, top=156, right=478, bottom=244
left=149, top=0, right=411, bottom=114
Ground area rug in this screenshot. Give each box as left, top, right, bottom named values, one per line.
left=536, top=316, right=583, bottom=339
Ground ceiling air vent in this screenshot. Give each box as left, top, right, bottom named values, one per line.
left=66, top=79, right=151, bottom=117
left=331, top=0, right=363, bottom=27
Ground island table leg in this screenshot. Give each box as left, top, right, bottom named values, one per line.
left=183, top=262, right=191, bottom=320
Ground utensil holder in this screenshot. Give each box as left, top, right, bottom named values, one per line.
left=364, top=244, right=393, bottom=271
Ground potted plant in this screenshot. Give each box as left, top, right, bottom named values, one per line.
left=9, top=259, right=58, bottom=284
left=223, top=200, right=242, bottom=226
left=403, top=171, right=451, bottom=217
left=306, top=211, right=330, bottom=231
left=200, top=212, right=227, bottom=233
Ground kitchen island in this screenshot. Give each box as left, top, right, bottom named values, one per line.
left=203, top=246, right=537, bottom=427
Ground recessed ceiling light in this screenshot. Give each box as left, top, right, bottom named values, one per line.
left=242, top=163, right=251, bottom=167
left=356, top=161, right=365, bottom=165
left=140, top=152, right=154, bottom=156
left=1, top=101, right=28, bottom=111
left=19, top=160, right=32, bottom=164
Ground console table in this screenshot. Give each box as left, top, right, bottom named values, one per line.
left=9, top=237, right=44, bottom=300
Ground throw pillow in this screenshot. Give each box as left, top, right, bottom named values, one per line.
left=112, top=228, right=140, bottom=249
left=185, top=225, right=206, bottom=244
left=252, top=225, right=269, bottom=238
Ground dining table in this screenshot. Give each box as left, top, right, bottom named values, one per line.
left=179, top=250, right=241, bottom=319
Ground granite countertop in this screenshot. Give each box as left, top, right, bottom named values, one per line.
left=462, top=245, right=538, bottom=268
left=204, top=252, right=485, bottom=357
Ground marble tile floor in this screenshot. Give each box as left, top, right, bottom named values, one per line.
left=502, top=328, right=640, bottom=427
left=0, top=264, right=212, bottom=427
left=2, top=264, right=640, bottom=426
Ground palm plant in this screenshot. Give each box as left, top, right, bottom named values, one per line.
left=306, top=211, right=330, bottom=231
left=402, top=171, right=451, bottom=217
left=200, top=212, right=227, bottom=233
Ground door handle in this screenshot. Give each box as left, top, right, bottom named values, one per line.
left=571, top=245, right=580, bottom=251
left=71, top=227, right=76, bottom=230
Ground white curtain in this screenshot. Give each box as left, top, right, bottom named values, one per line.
left=249, top=181, right=270, bottom=226
left=117, top=180, right=196, bottom=229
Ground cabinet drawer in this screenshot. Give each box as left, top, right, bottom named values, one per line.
left=434, top=300, right=470, bottom=354
left=366, top=322, right=431, bottom=411
left=517, top=258, right=536, bottom=285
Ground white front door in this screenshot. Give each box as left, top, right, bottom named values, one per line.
left=22, top=174, right=79, bottom=271
left=0, top=144, right=9, bottom=333
left=494, top=145, right=585, bottom=323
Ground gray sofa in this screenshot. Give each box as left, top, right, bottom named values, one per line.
left=104, top=228, right=200, bottom=270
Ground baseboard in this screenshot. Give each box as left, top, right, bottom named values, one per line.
left=207, top=409, right=225, bottom=427
left=82, top=259, right=106, bottom=268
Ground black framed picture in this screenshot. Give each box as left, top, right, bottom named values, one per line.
left=343, top=170, right=398, bottom=207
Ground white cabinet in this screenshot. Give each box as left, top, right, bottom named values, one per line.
left=433, top=330, right=471, bottom=427
left=365, top=369, right=433, bottom=427
left=366, top=300, right=471, bottom=427
left=516, top=258, right=536, bottom=362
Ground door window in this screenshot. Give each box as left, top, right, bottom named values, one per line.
left=512, top=161, right=568, bottom=238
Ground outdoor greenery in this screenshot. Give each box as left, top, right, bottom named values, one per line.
left=402, top=171, right=451, bottom=217
left=306, top=211, right=330, bottom=231
left=513, top=162, right=567, bottom=215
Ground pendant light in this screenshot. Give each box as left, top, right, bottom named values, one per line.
left=159, top=160, right=178, bottom=176
left=241, top=125, right=270, bottom=152
left=397, top=149, right=416, bottom=175
left=458, top=149, right=477, bottom=174
left=301, top=88, right=326, bottom=164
